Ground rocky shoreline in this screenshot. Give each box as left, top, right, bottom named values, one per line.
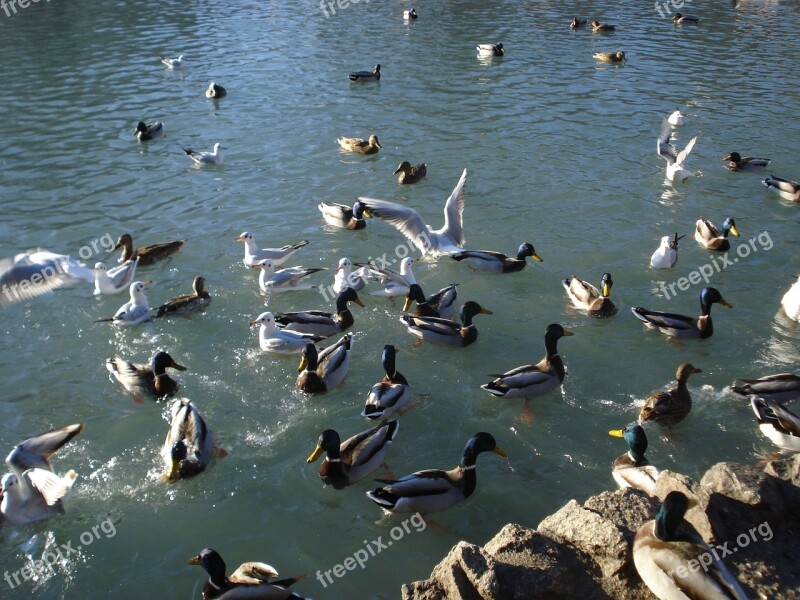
left=401, top=455, right=800, bottom=599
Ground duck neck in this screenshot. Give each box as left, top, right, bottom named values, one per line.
left=545, top=336, right=566, bottom=381
left=460, top=460, right=478, bottom=498
left=337, top=308, right=354, bottom=329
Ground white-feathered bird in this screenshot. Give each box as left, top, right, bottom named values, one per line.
left=250, top=311, right=324, bottom=354
left=0, top=251, right=95, bottom=306
left=235, top=232, right=309, bottom=267
left=97, top=280, right=152, bottom=326
left=252, top=259, right=326, bottom=292
left=362, top=257, right=416, bottom=297
left=182, top=143, right=225, bottom=166
left=762, top=175, right=800, bottom=202
left=94, top=259, right=138, bottom=295
left=781, top=275, right=800, bottom=322
left=650, top=233, right=685, bottom=269
left=657, top=119, right=698, bottom=183
left=667, top=108, right=685, bottom=126
left=160, top=54, right=186, bottom=69
left=333, top=258, right=370, bottom=293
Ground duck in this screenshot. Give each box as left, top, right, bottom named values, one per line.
left=762, top=175, right=800, bottom=202
left=160, top=54, right=185, bottom=69
left=113, top=233, right=185, bottom=266
left=252, top=259, right=326, bottom=293
left=106, top=351, right=186, bottom=399
left=155, top=276, right=210, bottom=317
left=359, top=168, right=467, bottom=257
left=723, top=151, right=770, bottom=171
left=1, top=423, right=83, bottom=525
left=657, top=118, right=698, bottom=183
left=366, top=432, right=507, bottom=514
left=307, top=420, right=399, bottom=489
left=591, top=20, right=616, bottom=31
left=363, top=345, right=412, bottom=420
left=695, top=216, right=739, bottom=251
left=363, top=257, right=417, bottom=297
left=671, top=12, right=701, bottom=24
left=235, top=232, right=309, bottom=267
left=650, top=233, right=685, bottom=269
left=349, top=64, right=380, bottom=82
left=162, top=398, right=213, bottom=482
left=205, top=82, right=227, bottom=98
left=782, top=276, right=800, bottom=321
left=0, top=250, right=95, bottom=306
left=400, top=300, right=491, bottom=347
left=337, top=134, right=381, bottom=154
left=332, top=257, right=370, bottom=294
left=317, top=200, right=368, bottom=230
left=451, top=242, right=543, bottom=273
left=639, top=363, right=703, bottom=427
left=750, top=397, right=800, bottom=452
left=593, top=51, right=626, bottom=63
left=631, top=287, right=732, bottom=338
left=633, top=491, right=748, bottom=600
left=476, top=43, right=504, bottom=56
left=402, top=282, right=459, bottom=318
left=608, top=423, right=660, bottom=495
left=133, top=120, right=164, bottom=141
left=188, top=548, right=309, bottom=600
left=481, top=324, right=573, bottom=399
left=667, top=108, right=685, bottom=126
left=182, top=143, right=225, bottom=166
left=403, top=8, right=418, bottom=19
left=93, top=259, right=138, bottom=295
left=250, top=311, right=324, bottom=354
left=275, top=287, right=364, bottom=337
left=296, top=334, right=353, bottom=394
left=563, top=273, right=617, bottom=317
left=731, top=373, right=800, bottom=403
left=570, top=18, right=587, bottom=28
left=96, top=280, right=152, bottom=326
left=394, top=161, right=427, bottom=184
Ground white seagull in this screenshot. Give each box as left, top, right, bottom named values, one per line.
left=235, top=232, right=309, bottom=267
left=657, top=119, right=698, bottom=183
left=94, top=259, right=138, bottom=295
left=363, top=257, right=417, bottom=297
left=650, top=233, right=685, bottom=269
left=249, top=311, right=324, bottom=354
left=667, top=108, right=685, bottom=126
left=0, top=251, right=95, bottom=306
left=358, top=168, right=467, bottom=257
left=182, top=143, right=225, bottom=166
left=333, top=258, right=370, bottom=294
left=98, top=280, right=152, bottom=326
left=252, top=259, right=326, bottom=292
left=160, top=54, right=186, bottom=69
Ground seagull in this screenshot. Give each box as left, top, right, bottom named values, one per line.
left=657, top=119, right=698, bottom=183
left=0, top=251, right=95, bottom=306
left=94, top=259, right=138, bottom=295
left=160, top=54, right=186, bottom=69
left=133, top=120, right=164, bottom=141
left=362, top=257, right=417, bottom=297
left=650, top=233, right=685, bottom=269
left=250, top=311, right=324, bottom=354
left=97, top=280, right=152, bottom=326
left=182, top=143, right=225, bottom=166
left=667, top=108, right=685, bottom=126
left=252, top=259, right=326, bottom=292
left=205, top=82, right=227, bottom=99
left=235, top=232, right=309, bottom=267
left=358, top=168, right=467, bottom=257
left=333, top=258, right=370, bottom=294
left=1, top=423, right=83, bottom=525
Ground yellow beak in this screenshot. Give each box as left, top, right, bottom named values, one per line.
left=719, top=298, right=733, bottom=309
left=492, top=446, right=508, bottom=458
left=479, top=307, right=494, bottom=315
left=402, top=297, right=412, bottom=312
left=608, top=429, right=624, bottom=438
left=729, top=224, right=740, bottom=237
left=602, top=282, right=610, bottom=297
left=188, top=555, right=201, bottom=566
left=531, top=252, right=543, bottom=262
left=298, top=356, right=309, bottom=372
left=307, top=444, right=325, bottom=463
left=562, top=329, right=575, bottom=336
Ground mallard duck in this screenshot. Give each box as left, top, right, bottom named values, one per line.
left=317, top=201, right=368, bottom=230
left=133, top=120, right=164, bottom=141
left=250, top=312, right=324, bottom=354
left=657, top=118, right=698, bottom=183
left=155, top=276, right=210, bottom=317
left=563, top=273, right=617, bottom=317
left=1, top=423, right=83, bottom=525
left=182, top=143, right=225, bottom=165
left=608, top=423, right=660, bottom=495
left=570, top=18, right=587, bottom=28
left=762, top=175, right=800, bottom=202
left=94, top=259, right=138, bottom=295
left=337, top=134, right=381, bottom=154
left=731, top=373, right=800, bottom=403
left=160, top=54, right=185, bottom=69
left=366, top=432, right=507, bottom=514
left=723, top=151, right=770, bottom=172
left=362, top=345, right=412, bottom=419
left=359, top=168, right=467, bottom=257
left=671, top=12, right=701, bottom=24
left=296, top=334, right=353, bottom=394
left=639, top=363, right=702, bottom=427
left=252, top=259, right=326, bottom=292
left=476, top=43, right=504, bottom=56
left=591, top=20, right=616, bottom=31
left=593, top=51, right=626, bottom=62
left=162, top=398, right=213, bottom=482
left=0, top=250, right=95, bottom=306
left=403, top=8, right=418, bottom=20
left=631, top=287, right=732, bottom=338
left=402, top=282, right=459, bottom=318
left=481, top=324, right=573, bottom=399
left=668, top=108, right=686, bottom=126
left=275, top=287, right=364, bottom=337
left=106, top=351, right=186, bottom=399
left=188, top=548, right=308, bottom=600
left=349, top=64, right=380, bottom=82
left=400, top=300, right=491, bottom=347
left=394, top=161, right=427, bottom=184
left=113, top=233, right=184, bottom=266
left=782, top=276, right=800, bottom=321
left=307, top=420, right=399, bottom=489
left=750, top=397, right=800, bottom=451
left=362, top=257, right=417, bottom=297
left=634, top=492, right=747, bottom=599
left=650, top=233, right=685, bottom=269
left=695, top=216, right=739, bottom=251
left=333, top=257, right=370, bottom=294
left=205, top=82, right=227, bottom=98
left=96, top=280, right=152, bottom=326
left=451, top=242, right=542, bottom=273
left=235, top=232, right=309, bottom=267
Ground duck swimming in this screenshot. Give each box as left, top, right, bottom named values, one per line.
left=275, top=287, right=364, bottom=337
left=593, top=51, right=626, bottom=63
left=639, top=363, right=702, bottom=428
left=723, top=151, right=770, bottom=171
left=362, top=345, right=412, bottom=420
left=337, top=134, right=381, bottom=154
left=162, top=398, right=213, bottom=482
left=402, top=282, right=459, bottom=318
left=394, top=161, right=427, bottom=184
left=762, top=175, right=800, bottom=202
left=400, top=300, right=491, bottom=347
left=694, top=216, right=739, bottom=251
left=750, top=397, right=800, bottom=452
left=731, top=373, right=800, bottom=403
left=451, top=242, right=542, bottom=273
left=349, top=64, right=380, bottom=82
left=476, top=43, right=504, bottom=56
left=317, top=201, right=368, bottom=230
left=133, top=120, right=164, bottom=141
left=155, top=276, right=210, bottom=317
left=106, top=351, right=186, bottom=399
left=608, top=423, right=660, bottom=495
left=591, top=20, right=616, bottom=31
left=205, top=82, right=227, bottom=98
left=632, top=287, right=732, bottom=338
left=113, top=233, right=185, bottom=266
left=296, top=334, right=353, bottom=394
left=563, top=273, right=617, bottom=317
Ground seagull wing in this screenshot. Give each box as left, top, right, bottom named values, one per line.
left=437, top=168, right=467, bottom=246
left=657, top=118, right=676, bottom=165
left=356, top=198, right=433, bottom=254
left=5, top=424, right=84, bottom=475
left=676, top=135, right=698, bottom=166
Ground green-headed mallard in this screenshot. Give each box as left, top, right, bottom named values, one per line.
left=205, top=82, right=227, bottom=99
left=275, top=287, right=364, bottom=337
left=106, top=351, right=186, bottom=399
left=133, top=120, right=164, bottom=141
left=362, top=345, right=412, bottom=419
left=317, top=201, right=368, bottom=230
left=188, top=548, right=308, bottom=600
left=451, top=242, right=543, bottom=273
left=608, top=423, right=660, bottom=495
left=762, top=175, right=800, bottom=202
left=695, top=216, right=739, bottom=251
left=252, top=259, right=326, bottom=293
left=349, top=64, right=380, bottom=82
left=671, top=12, right=700, bottom=24
left=593, top=51, right=626, bottom=62
left=481, top=324, right=573, bottom=399
left=162, top=398, right=213, bottom=482
left=563, top=273, right=617, bottom=317
left=337, top=134, right=381, bottom=154
left=235, top=232, right=309, bottom=267
left=750, top=397, right=800, bottom=452
left=403, top=8, right=418, bottom=19
left=650, top=233, right=685, bottom=269
left=400, top=300, right=491, bottom=347
left=570, top=18, right=587, bottom=28
left=639, top=363, right=702, bottom=427
left=394, top=161, right=427, bottom=184
left=113, top=233, right=185, bottom=266
left=634, top=491, right=747, bottom=600
left=731, top=373, right=800, bottom=403
left=723, top=152, right=770, bottom=172
left=631, top=287, right=732, bottom=338
left=591, top=20, right=616, bottom=31
left=307, top=420, right=399, bottom=489
left=296, top=334, right=352, bottom=394
left=155, top=276, right=210, bottom=317
left=402, top=282, right=459, bottom=318
left=366, top=432, right=506, bottom=514
left=476, top=43, right=504, bottom=56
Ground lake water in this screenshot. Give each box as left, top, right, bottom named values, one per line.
left=1, top=0, right=799, bottom=598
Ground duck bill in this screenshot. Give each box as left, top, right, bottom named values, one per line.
left=719, top=298, right=733, bottom=308
left=729, top=224, right=740, bottom=237
left=307, top=444, right=325, bottom=463
left=602, top=282, right=610, bottom=297
left=353, top=296, right=366, bottom=308
left=492, top=446, right=508, bottom=458
left=562, top=329, right=575, bottom=336
left=165, top=460, right=180, bottom=483
left=608, top=429, right=624, bottom=438
left=298, top=356, right=309, bottom=372
left=188, top=555, right=201, bottom=566
left=722, top=155, right=733, bottom=161
left=479, top=308, right=494, bottom=315
left=393, top=166, right=403, bottom=175
left=530, top=252, right=543, bottom=262
left=363, top=209, right=373, bottom=218
left=402, top=297, right=412, bottom=312
left=171, top=361, right=187, bottom=371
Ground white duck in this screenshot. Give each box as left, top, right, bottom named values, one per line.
left=781, top=276, right=800, bottom=322
left=182, top=143, right=225, bottom=166
left=333, top=258, right=370, bottom=294
left=252, top=259, right=326, bottom=292
left=94, top=258, right=138, bottom=295
left=235, top=232, right=309, bottom=267
left=98, top=280, right=152, bottom=326
left=364, top=257, right=416, bottom=297
left=249, top=311, right=324, bottom=354
left=650, top=233, right=685, bottom=269
left=657, top=119, right=698, bottom=183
